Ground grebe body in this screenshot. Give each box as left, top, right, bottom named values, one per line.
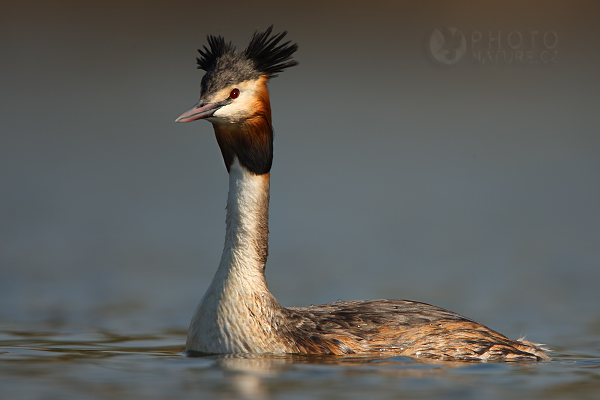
left=176, top=27, right=549, bottom=362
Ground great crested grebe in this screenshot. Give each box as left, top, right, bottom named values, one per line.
left=175, top=26, right=549, bottom=362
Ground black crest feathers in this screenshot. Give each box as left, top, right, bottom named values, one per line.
left=196, top=36, right=235, bottom=72
left=196, top=26, right=298, bottom=80
left=244, top=26, right=299, bottom=77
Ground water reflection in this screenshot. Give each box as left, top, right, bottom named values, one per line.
left=1, top=326, right=599, bottom=400
left=195, top=352, right=452, bottom=399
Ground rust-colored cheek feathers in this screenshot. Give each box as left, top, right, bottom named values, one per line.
left=214, top=77, right=273, bottom=175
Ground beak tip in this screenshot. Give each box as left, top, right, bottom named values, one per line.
left=175, top=101, right=219, bottom=124
left=175, top=112, right=196, bottom=123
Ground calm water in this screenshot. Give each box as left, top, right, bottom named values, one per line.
left=1, top=321, right=600, bottom=399
left=2, top=1, right=600, bottom=399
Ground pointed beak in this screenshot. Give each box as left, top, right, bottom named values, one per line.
left=175, top=100, right=224, bottom=123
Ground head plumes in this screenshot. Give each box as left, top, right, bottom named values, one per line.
left=196, top=26, right=298, bottom=96
left=244, top=26, right=299, bottom=77
left=196, top=35, right=235, bottom=72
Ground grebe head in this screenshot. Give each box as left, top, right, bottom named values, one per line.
left=175, top=26, right=298, bottom=126
left=176, top=26, right=297, bottom=175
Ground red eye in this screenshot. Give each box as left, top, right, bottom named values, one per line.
left=229, top=88, right=240, bottom=99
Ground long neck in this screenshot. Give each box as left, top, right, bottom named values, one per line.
left=187, top=159, right=286, bottom=353
left=220, top=159, right=271, bottom=279
left=205, top=158, right=272, bottom=300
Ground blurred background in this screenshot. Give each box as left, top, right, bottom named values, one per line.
left=1, top=0, right=599, bottom=349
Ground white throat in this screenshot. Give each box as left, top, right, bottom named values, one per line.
left=186, top=158, right=287, bottom=353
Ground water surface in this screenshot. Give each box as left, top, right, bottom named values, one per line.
left=1, top=320, right=599, bottom=399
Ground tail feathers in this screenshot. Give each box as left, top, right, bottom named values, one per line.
left=516, top=337, right=551, bottom=361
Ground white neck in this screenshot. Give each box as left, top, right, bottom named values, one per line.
left=220, top=157, right=271, bottom=278
left=186, top=158, right=287, bottom=353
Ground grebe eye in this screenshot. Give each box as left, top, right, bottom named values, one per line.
left=229, top=88, right=240, bottom=99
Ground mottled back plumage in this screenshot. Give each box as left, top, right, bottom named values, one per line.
left=196, top=25, right=298, bottom=96
left=283, top=299, right=550, bottom=361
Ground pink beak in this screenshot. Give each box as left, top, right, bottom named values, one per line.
left=175, top=101, right=223, bottom=123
